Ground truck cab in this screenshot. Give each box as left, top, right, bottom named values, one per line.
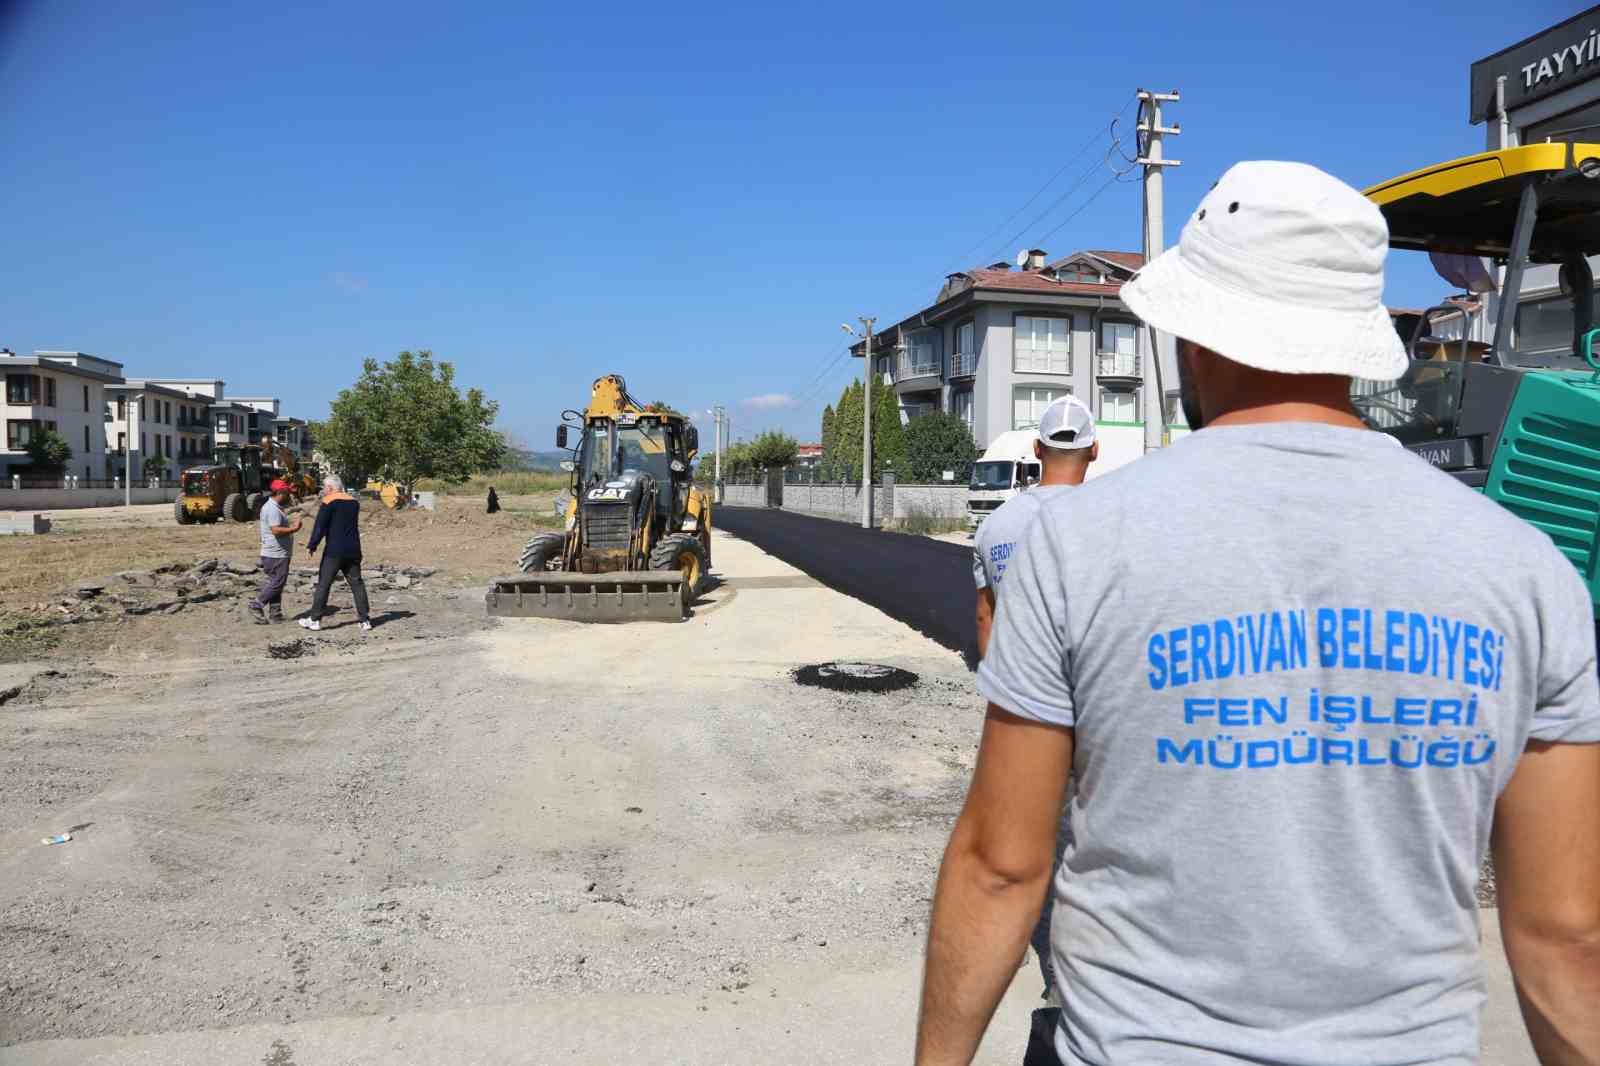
left=966, top=429, right=1040, bottom=530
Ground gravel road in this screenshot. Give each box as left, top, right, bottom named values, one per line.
left=0, top=529, right=1047, bottom=1064
left=715, top=507, right=978, bottom=667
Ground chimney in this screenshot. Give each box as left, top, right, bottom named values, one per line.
left=1025, top=248, right=1048, bottom=271
left=987, top=261, right=1011, bottom=271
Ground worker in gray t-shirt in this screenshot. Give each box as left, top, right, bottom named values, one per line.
left=247, top=479, right=301, bottom=625
left=973, top=394, right=1097, bottom=658
left=917, top=162, right=1600, bottom=1066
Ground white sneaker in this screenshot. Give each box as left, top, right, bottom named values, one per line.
left=298, top=618, right=321, bottom=631
left=360, top=621, right=373, bottom=632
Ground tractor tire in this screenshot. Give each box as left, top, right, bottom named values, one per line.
left=225, top=492, right=248, bottom=523
left=650, top=533, right=708, bottom=597
left=518, top=532, right=568, bottom=573
left=174, top=497, right=193, bottom=525
left=246, top=492, right=264, bottom=517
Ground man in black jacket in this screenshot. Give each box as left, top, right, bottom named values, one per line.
left=299, top=474, right=372, bottom=632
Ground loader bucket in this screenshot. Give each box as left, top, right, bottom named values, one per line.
left=485, top=570, right=687, bottom=623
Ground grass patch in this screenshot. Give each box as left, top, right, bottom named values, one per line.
left=894, top=504, right=969, bottom=536
left=416, top=471, right=569, bottom=496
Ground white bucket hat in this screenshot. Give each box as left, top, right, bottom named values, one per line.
left=1121, top=160, right=1409, bottom=381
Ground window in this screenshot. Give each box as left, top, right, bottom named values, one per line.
left=116, top=397, right=126, bottom=420
left=1100, top=388, right=1139, bottom=423
left=1014, top=315, right=1071, bottom=374
left=141, top=433, right=147, bottom=453
left=84, top=425, right=90, bottom=452
left=166, top=435, right=172, bottom=455
left=6, top=374, right=40, bottom=404
left=44, top=378, right=56, bottom=407
left=1013, top=386, right=1069, bottom=430
left=1164, top=390, right=1186, bottom=427
left=1100, top=320, right=1137, bottom=355
left=6, top=420, right=39, bottom=450
left=900, top=329, right=941, bottom=378
left=216, top=414, right=229, bottom=434
left=82, top=385, right=90, bottom=411
left=117, top=432, right=126, bottom=454
left=139, top=399, right=146, bottom=419
left=165, top=401, right=172, bottom=424
left=1515, top=294, right=1576, bottom=353
left=955, top=322, right=974, bottom=356
left=952, top=388, right=974, bottom=429
left=951, top=321, right=977, bottom=376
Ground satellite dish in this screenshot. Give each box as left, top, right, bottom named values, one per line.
left=1015, top=249, right=1029, bottom=268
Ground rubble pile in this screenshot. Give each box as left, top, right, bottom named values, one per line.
left=32, top=560, right=437, bottom=627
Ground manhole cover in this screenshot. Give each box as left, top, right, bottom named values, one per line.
left=793, top=661, right=919, bottom=693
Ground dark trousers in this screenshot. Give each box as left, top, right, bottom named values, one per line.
left=251, top=556, right=289, bottom=612
left=310, top=554, right=370, bottom=622
left=1023, top=1007, right=1064, bottom=1066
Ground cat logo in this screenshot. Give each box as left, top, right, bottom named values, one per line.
left=587, top=487, right=628, bottom=501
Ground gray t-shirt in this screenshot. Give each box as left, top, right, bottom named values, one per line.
left=977, top=422, right=1600, bottom=1066
left=258, top=498, right=292, bottom=559
left=973, top=485, right=1075, bottom=590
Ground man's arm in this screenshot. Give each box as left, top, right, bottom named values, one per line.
left=974, top=588, right=996, bottom=661
left=916, top=704, right=1073, bottom=1066
left=1492, top=738, right=1600, bottom=1065
left=306, top=505, right=330, bottom=554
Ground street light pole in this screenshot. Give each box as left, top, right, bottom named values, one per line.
left=860, top=316, right=874, bottom=529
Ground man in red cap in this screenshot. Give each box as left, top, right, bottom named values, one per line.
left=247, top=479, right=302, bottom=624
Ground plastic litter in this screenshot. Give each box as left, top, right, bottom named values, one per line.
left=41, top=833, right=72, bottom=846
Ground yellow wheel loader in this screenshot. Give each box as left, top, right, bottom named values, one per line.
left=485, top=374, right=712, bottom=622
left=173, top=443, right=267, bottom=524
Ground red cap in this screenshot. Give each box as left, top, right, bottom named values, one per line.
left=269, top=479, right=292, bottom=493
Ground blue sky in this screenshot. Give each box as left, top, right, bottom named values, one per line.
left=0, top=1, right=1577, bottom=447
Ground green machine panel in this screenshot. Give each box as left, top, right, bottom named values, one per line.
left=1485, top=370, right=1600, bottom=615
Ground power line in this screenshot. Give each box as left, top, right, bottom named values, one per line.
left=1033, top=172, right=1128, bottom=247
left=947, top=93, right=1136, bottom=272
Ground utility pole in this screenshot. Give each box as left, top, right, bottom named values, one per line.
left=1137, top=88, right=1180, bottom=451
left=124, top=391, right=140, bottom=508
left=712, top=404, right=726, bottom=490
left=842, top=317, right=877, bottom=528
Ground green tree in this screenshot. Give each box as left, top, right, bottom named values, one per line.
left=903, top=412, right=979, bottom=482
left=24, top=429, right=72, bottom=473
left=723, top=441, right=754, bottom=479
left=143, top=449, right=168, bottom=480
left=832, top=381, right=864, bottom=481
left=819, top=405, right=836, bottom=481
left=747, top=430, right=798, bottom=470
left=310, top=349, right=504, bottom=491
left=872, top=381, right=906, bottom=477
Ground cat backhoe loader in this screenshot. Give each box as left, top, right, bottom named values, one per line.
left=485, top=374, right=712, bottom=622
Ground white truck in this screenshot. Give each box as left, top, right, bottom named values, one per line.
left=966, top=429, right=1039, bottom=530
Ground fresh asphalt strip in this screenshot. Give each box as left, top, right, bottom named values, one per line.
left=714, top=506, right=979, bottom=668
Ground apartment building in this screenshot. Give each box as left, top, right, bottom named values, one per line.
left=849, top=250, right=1181, bottom=453
left=104, top=380, right=210, bottom=479
left=0, top=350, right=121, bottom=481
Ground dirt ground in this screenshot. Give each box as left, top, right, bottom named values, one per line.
left=0, top=495, right=562, bottom=663
left=0, top=503, right=1055, bottom=1064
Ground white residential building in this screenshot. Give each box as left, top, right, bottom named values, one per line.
left=1, top=350, right=123, bottom=482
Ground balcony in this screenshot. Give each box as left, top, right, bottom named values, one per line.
left=949, top=351, right=977, bottom=378
left=895, top=353, right=942, bottom=383
left=1095, top=351, right=1142, bottom=381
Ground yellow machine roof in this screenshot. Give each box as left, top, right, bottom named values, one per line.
left=1364, top=143, right=1600, bottom=261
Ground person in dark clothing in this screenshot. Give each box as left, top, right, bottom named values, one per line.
left=300, top=474, right=371, bottom=632
left=486, top=486, right=500, bottom=514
